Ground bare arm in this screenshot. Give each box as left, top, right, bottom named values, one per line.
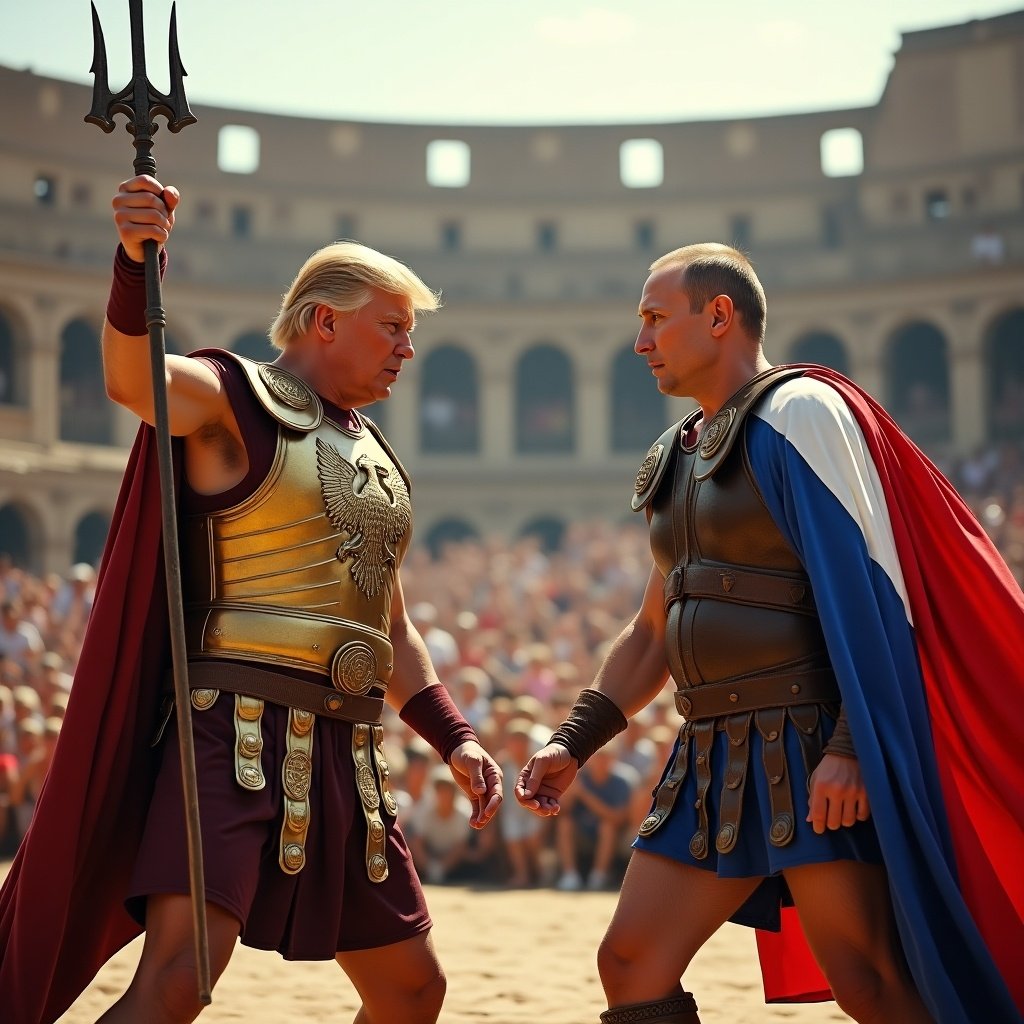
left=587, top=562, right=671, bottom=716
left=101, top=175, right=229, bottom=437
left=386, top=575, right=445, bottom=710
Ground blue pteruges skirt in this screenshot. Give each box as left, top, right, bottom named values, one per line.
left=633, top=708, right=883, bottom=931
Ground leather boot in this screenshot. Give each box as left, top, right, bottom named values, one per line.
left=599, top=989, right=700, bottom=1023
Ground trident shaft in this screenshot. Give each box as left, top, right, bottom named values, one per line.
left=85, top=1, right=210, bottom=1006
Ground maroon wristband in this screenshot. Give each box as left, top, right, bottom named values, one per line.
left=399, top=684, right=478, bottom=764
left=105, top=243, right=168, bottom=336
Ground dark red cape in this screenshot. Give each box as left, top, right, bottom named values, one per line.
left=0, top=426, right=173, bottom=1023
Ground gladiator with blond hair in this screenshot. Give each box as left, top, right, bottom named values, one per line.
left=1, top=173, right=503, bottom=1024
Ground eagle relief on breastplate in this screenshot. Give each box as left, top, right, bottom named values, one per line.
left=315, top=435, right=412, bottom=601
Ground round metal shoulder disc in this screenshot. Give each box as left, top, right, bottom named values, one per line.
left=258, top=362, right=313, bottom=410
left=698, top=407, right=736, bottom=459
left=635, top=443, right=664, bottom=494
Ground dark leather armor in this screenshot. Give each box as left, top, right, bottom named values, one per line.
left=634, top=367, right=841, bottom=856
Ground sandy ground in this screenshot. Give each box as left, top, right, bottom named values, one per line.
left=0, top=866, right=853, bottom=1024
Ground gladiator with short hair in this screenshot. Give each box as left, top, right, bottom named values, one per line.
left=650, top=242, right=767, bottom=344
left=269, top=241, right=441, bottom=349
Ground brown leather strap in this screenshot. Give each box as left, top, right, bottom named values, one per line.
left=600, top=988, right=700, bottom=1023
left=664, top=562, right=815, bottom=615
left=757, top=708, right=796, bottom=847
left=184, top=661, right=384, bottom=725
left=674, top=668, right=838, bottom=720
left=715, top=712, right=752, bottom=854
left=689, top=722, right=715, bottom=860
left=638, top=726, right=691, bottom=838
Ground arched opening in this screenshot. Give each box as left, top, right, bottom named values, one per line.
left=886, top=321, right=950, bottom=445
left=60, top=318, right=113, bottom=444
left=789, top=330, right=850, bottom=376
left=987, top=308, right=1024, bottom=440
left=611, top=344, right=666, bottom=452
left=0, top=308, right=25, bottom=405
left=516, top=344, right=574, bottom=454
left=0, top=503, right=33, bottom=568
left=424, top=518, right=480, bottom=559
left=519, top=516, right=566, bottom=553
left=420, top=345, right=479, bottom=453
left=74, top=510, right=111, bottom=568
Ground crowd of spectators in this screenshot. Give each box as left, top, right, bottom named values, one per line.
left=2, top=437, right=1022, bottom=888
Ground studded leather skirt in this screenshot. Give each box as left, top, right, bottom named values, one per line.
left=633, top=700, right=883, bottom=931
left=127, top=693, right=431, bottom=958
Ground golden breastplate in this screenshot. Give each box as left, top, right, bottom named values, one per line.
left=182, top=358, right=412, bottom=696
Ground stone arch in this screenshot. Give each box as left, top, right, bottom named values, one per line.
left=420, top=344, right=479, bottom=453
left=424, top=517, right=480, bottom=558
left=610, top=343, right=666, bottom=452
left=74, top=509, right=112, bottom=568
left=885, top=320, right=951, bottom=445
left=59, top=317, right=113, bottom=444
left=515, top=344, right=574, bottom=454
left=985, top=307, right=1024, bottom=440
left=789, top=330, right=850, bottom=375
left=0, top=501, right=38, bottom=569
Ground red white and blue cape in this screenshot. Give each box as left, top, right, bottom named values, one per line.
left=747, top=367, right=1022, bottom=1022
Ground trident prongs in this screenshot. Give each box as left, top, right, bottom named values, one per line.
left=85, top=0, right=197, bottom=173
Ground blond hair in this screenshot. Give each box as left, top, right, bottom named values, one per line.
left=269, top=242, right=440, bottom=349
left=650, top=243, right=766, bottom=343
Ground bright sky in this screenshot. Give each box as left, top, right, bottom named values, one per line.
left=2, top=1, right=1021, bottom=124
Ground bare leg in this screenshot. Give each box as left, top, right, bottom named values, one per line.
left=598, top=849, right=761, bottom=1006
left=96, top=895, right=241, bottom=1024
left=337, top=931, right=445, bottom=1024
left=785, top=861, right=933, bottom=1024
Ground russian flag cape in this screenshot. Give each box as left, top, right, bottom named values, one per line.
left=744, top=367, right=1022, bottom=1022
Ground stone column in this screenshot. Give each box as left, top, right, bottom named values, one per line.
left=480, top=342, right=515, bottom=466
left=948, top=301, right=986, bottom=452
left=28, top=303, right=61, bottom=447
left=576, top=348, right=612, bottom=465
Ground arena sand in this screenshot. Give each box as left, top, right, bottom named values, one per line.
left=0, top=868, right=854, bottom=1023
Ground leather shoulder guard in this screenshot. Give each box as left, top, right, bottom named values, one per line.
left=631, top=410, right=700, bottom=512
left=215, top=350, right=324, bottom=433
left=693, top=366, right=807, bottom=482
left=361, top=413, right=412, bottom=494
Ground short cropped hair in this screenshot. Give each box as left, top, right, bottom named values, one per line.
left=650, top=243, right=766, bottom=343
left=269, top=242, right=440, bottom=349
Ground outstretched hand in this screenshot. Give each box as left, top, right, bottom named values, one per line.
left=806, top=752, right=870, bottom=834
left=448, top=741, right=503, bottom=829
left=514, top=742, right=578, bottom=817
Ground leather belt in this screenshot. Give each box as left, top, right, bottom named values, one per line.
left=663, top=563, right=816, bottom=616
left=184, top=661, right=384, bottom=724
left=674, top=668, right=838, bottom=719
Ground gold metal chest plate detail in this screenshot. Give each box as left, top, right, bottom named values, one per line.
left=316, top=438, right=412, bottom=599
left=258, top=363, right=313, bottom=410
left=331, top=641, right=378, bottom=695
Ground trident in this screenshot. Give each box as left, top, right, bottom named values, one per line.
left=85, top=0, right=211, bottom=1005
